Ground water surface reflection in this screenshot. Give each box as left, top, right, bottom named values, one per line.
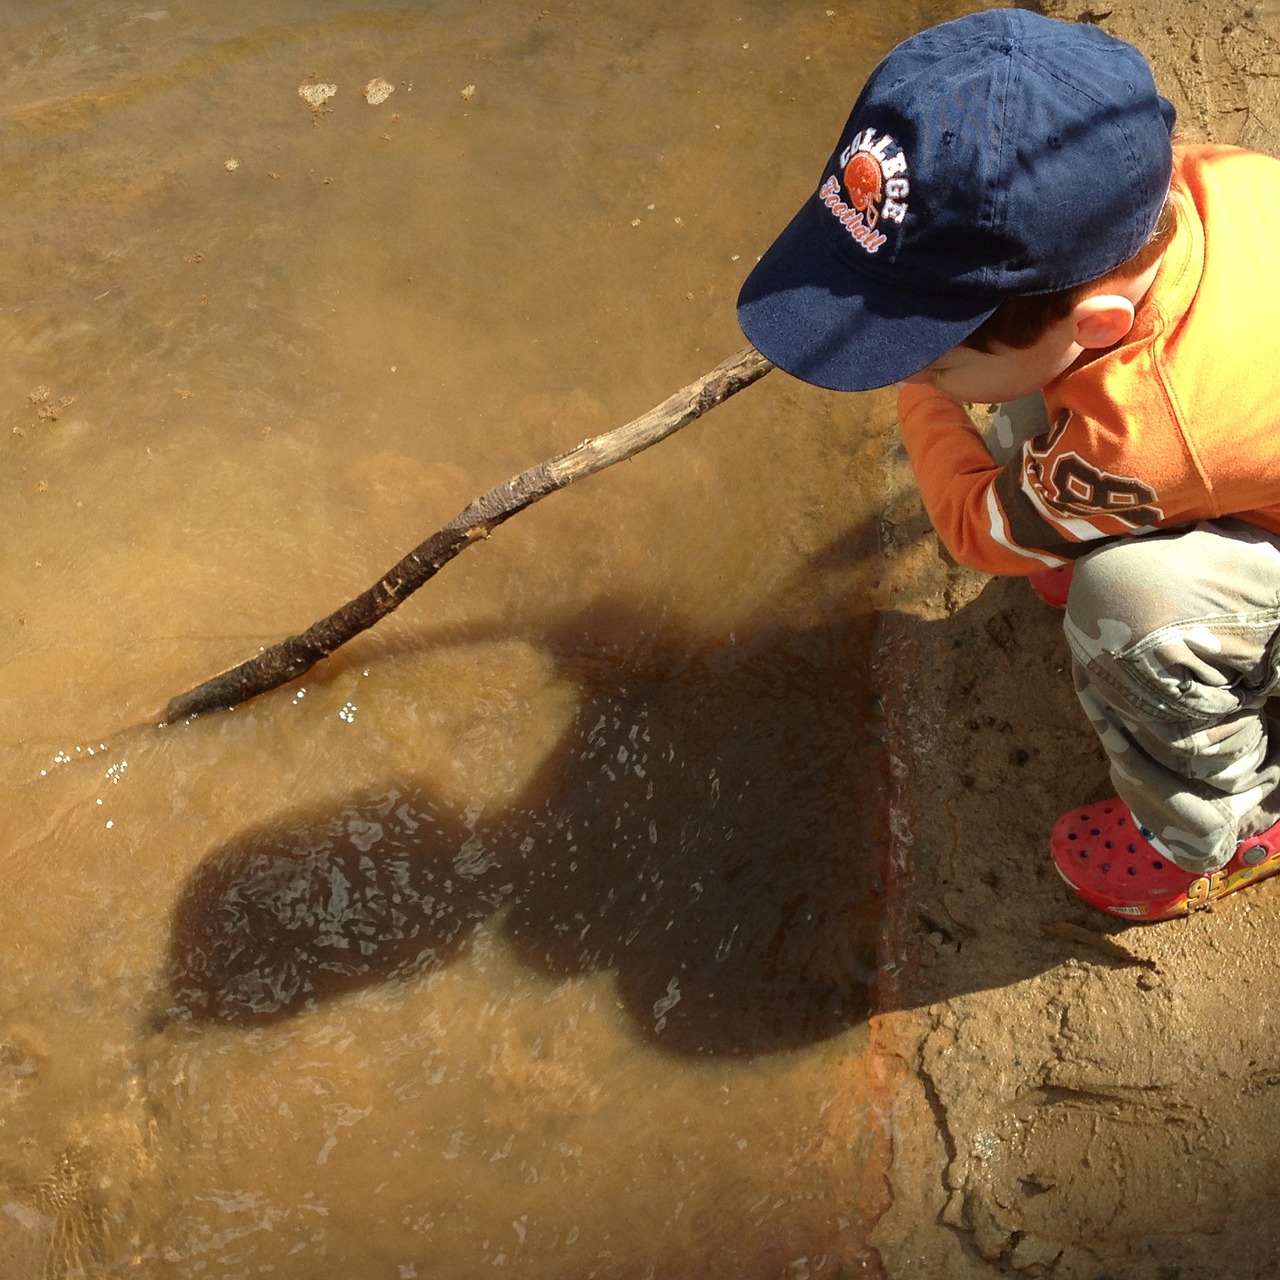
left=163, top=605, right=884, bottom=1055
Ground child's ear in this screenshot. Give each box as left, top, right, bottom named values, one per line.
left=1071, top=295, right=1137, bottom=349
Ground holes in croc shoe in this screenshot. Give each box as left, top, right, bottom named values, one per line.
left=1152, top=860, right=1164, bottom=871
left=1128, top=866, right=1138, bottom=876
left=1100, top=863, right=1111, bottom=872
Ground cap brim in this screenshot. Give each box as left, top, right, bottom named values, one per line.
left=736, top=198, right=1000, bottom=393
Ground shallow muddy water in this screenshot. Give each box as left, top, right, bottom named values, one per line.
left=0, top=1, right=971, bottom=1275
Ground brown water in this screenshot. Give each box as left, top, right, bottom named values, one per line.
left=0, top=1, right=969, bottom=1275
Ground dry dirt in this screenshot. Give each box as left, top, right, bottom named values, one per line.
left=866, top=2, right=1280, bottom=1276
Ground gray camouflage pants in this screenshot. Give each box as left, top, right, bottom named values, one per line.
left=992, top=395, right=1280, bottom=873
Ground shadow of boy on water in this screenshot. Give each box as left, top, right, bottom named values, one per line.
left=158, top=596, right=890, bottom=1057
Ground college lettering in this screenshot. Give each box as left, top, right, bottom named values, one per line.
left=838, top=127, right=911, bottom=224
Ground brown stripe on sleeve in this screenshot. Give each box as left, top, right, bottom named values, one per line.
left=993, top=460, right=1094, bottom=561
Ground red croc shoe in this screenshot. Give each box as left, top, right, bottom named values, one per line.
left=1028, top=562, right=1074, bottom=608
left=1051, top=799, right=1280, bottom=921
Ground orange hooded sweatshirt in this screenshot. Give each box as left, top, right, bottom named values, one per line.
left=896, top=144, right=1280, bottom=576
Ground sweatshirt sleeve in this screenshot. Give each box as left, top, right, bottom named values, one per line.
left=896, top=382, right=1069, bottom=575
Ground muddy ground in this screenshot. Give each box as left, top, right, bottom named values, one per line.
left=866, top=2, right=1280, bottom=1276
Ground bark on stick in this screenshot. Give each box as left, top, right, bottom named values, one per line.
left=162, top=345, right=774, bottom=724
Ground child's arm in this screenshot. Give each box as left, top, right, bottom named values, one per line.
left=897, top=383, right=1070, bottom=575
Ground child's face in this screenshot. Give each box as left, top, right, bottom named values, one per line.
left=899, top=318, right=1084, bottom=405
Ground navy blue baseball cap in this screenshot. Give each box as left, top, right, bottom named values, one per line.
left=736, top=8, right=1176, bottom=392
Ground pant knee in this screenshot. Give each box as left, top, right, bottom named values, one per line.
left=1064, top=542, right=1175, bottom=655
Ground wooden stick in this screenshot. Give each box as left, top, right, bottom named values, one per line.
left=162, top=345, right=775, bottom=724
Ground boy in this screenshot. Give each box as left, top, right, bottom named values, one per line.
left=737, top=7, right=1280, bottom=922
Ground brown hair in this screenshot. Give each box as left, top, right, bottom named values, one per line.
left=960, top=197, right=1178, bottom=353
